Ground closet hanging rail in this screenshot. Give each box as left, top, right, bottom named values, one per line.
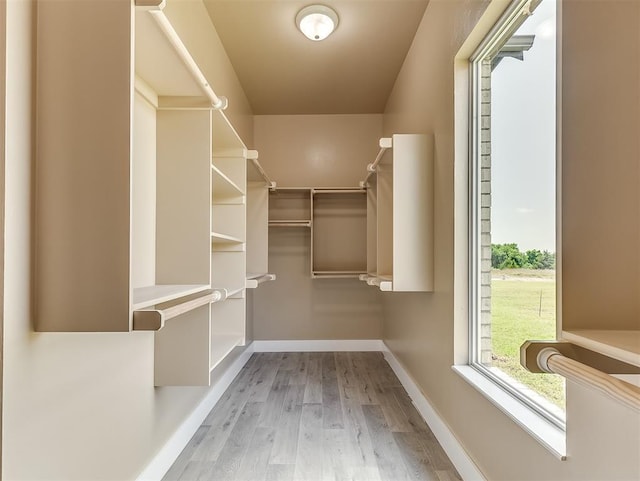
left=521, top=341, right=640, bottom=412
left=247, top=150, right=276, bottom=190
left=137, top=1, right=228, bottom=110
left=133, top=289, right=227, bottom=331
left=360, top=137, right=392, bottom=187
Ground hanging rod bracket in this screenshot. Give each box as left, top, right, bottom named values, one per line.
left=521, top=340, right=640, bottom=375
left=212, top=96, right=229, bottom=110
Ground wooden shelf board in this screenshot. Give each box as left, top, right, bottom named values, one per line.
left=132, top=284, right=210, bottom=310
left=562, top=330, right=640, bottom=368
left=211, top=232, right=244, bottom=244
left=209, top=334, right=243, bottom=372
left=246, top=273, right=276, bottom=288
left=312, top=271, right=365, bottom=279
left=212, top=164, right=245, bottom=199
left=268, top=220, right=311, bottom=227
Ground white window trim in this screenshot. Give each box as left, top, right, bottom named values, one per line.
left=452, top=0, right=567, bottom=460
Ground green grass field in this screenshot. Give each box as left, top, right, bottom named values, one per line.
left=490, top=271, right=566, bottom=409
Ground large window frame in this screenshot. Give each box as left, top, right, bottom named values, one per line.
left=467, top=0, right=564, bottom=430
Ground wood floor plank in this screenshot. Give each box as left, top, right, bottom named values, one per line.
left=258, top=368, right=291, bottom=428
left=302, top=354, right=322, bottom=404
left=269, top=384, right=304, bottom=464
left=349, top=352, right=380, bottom=404
left=321, top=353, right=344, bottom=429
left=322, top=428, right=351, bottom=480
left=265, top=463, right=295, bottom=481
left=340, top=386, right=378, bottom=468
left=289, top=352, right=310, bottom=385
left=162, top=426, right=209, bottom=480
left=247, top=354, right=282, bottom=403
left=205, top=401, right=263, bottom=480
left=362, top=404, right=411, bottom=481
left=393, top=431, right=440, bottom=481
left=293, top=403, right=323, bottom=481
left=234, top=426, right=276, bottom=481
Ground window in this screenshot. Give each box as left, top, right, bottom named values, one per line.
left=469, top=0, right=564, bottom=426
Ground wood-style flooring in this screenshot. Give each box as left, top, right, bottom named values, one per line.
left=163, top=352, right=462, bottom=481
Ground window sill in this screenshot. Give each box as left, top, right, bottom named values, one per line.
left=452, top=365, right=567, bottom=460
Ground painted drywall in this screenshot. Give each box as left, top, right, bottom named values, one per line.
left=252, top=114, right=384, bottom=340
left=560, top=0, right=640, bottom=331
left=167, top=0, right=254, bottom=147
left=2, top=1, right=254, bottom=479
left=382, top=0, right=640, bottom=480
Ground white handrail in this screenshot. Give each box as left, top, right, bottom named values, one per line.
left=538, top=348, right=640, bottom=412
left=360, top=137, right=392, bottom=187
left=143, top=7, right=228, bottom=110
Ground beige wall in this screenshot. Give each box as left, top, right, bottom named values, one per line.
left=560, top=0, right=640, bottom=331
left=252, top=114, right=384, bottom=340
left=382, top=0, right=640, bottom=480
left=3, top=1, right=253, bottom=479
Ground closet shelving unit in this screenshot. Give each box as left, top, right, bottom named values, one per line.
left=359, top=134, right=434, bottom=292
left=268, top=188, right=313, bottom=228
left=34, top=0, right=274, bottom=386
left=311, top=188, right=367, bottom=279
left=246, top=151, right=277, bottom=288
left=267, top=187, right=367, bottom=279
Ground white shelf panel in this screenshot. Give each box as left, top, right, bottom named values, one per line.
left=209, top=334, right=243, bottom=372
left=562, top=330, right=640, bottom=368
left=268, top=220, right=311, bottom=227
left=132, top=284, right=210, bottom=310
left=246, top=273, right=276, bottom=288
left=211, top=231, right=244, bottom=244
left=212, top=164, right=244, bottom=200
left=312, top=271, right=365, bottom=279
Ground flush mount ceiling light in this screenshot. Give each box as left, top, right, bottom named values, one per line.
left=296, top=5, right=339, bottom=41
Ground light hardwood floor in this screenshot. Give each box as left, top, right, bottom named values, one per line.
left=163, top=352, right=462, bottom=481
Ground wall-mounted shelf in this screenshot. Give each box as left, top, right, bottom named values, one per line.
left=246, top=273, right=276, bottom=288
left=360, top=134, right=434, bottom=292
left=561, top=330, right=640, bottom=368
left=132, top=284, right=211, bottom=310
left=212, top=164, right=244, bottom=201
left=268, top=220, right=312, bottom=227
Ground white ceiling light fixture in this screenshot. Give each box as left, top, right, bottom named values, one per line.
left=296, top=5, right=339, bottom=41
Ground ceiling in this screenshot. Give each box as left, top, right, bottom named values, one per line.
left=203, top=0, right=430, bottom=115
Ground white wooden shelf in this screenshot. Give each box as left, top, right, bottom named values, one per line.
left=211, top=232, right=244, bottom=249
left=562, top=330, right=640, bottom=368
left=312, top=271, right=365, bottom=279
left=268, top=220, right=312, bottom=227
left=132, top=284, right=210, bottom=310
left=246, top=273, right=276, bottom=288
left=210, top=334, right=243, bottom=372
left=212, top=164, right=244, bottom=200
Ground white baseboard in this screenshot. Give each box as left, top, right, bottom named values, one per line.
left=136, top=343, right=255, bottom=481
left=382, top=345, right=486, bottom=481
left=252, top=339, right=385, bottom=352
